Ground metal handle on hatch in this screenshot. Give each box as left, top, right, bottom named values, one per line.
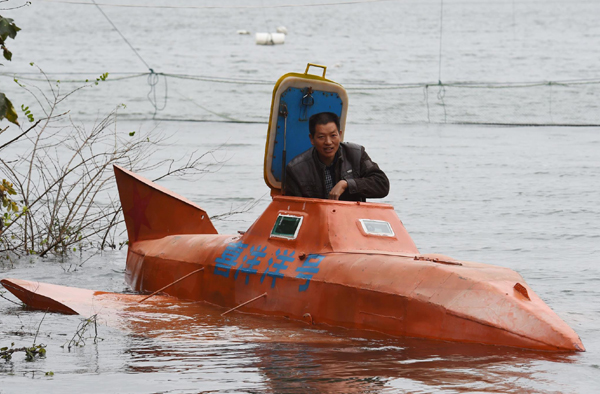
left=304, top=63, right=327, bottom=78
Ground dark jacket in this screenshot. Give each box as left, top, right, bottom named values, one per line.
left=284, top=142, right=389, bottom=201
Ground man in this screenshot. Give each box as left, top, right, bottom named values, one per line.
left=284, top=112, right=389, bottom=201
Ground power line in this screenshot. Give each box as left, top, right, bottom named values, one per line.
left=436, top=0, right=446, bottom=122
left=109, top=118, right=600, bottom=127
left=90, top=0, right=152, bottom=71
left=37, top=0, right=600, bottom=8
left=437, top=0, right=444, bottom=84
left=5, top=67, right=600, bottom=126
left=41, top=0, right=400, bottom=10
left=4, top=71, right=600, bottom=89
left=90, top=0, right=169, bottom=117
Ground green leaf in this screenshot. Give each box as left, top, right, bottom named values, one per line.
left=129, top=131, right=135, bottom=137
left=0, top=17, right=21, bottom=41
left=0, top=93, right=19, bottom=125
left=0, top=17, right=20, bottom=62
left=2, top=46, right=12, bottom=62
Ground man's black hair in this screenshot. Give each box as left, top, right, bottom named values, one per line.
left=308, top=112, right=340, bottom=136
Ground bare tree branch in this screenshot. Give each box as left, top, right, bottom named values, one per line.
left=1, top=70, right=225, bottom=257
left=0, top=119, right=41, bottom=151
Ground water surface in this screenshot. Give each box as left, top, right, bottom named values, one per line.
left=1, top=0, right=599, bottom=393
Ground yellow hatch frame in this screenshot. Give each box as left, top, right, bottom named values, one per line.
left=263, top=64, right=349, bottom=194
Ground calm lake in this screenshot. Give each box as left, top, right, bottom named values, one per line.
left=1, top=1, right=599, bottom=393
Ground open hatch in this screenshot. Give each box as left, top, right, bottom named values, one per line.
left=263, top=64, right=349, bottom=195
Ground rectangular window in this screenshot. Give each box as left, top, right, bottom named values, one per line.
left=271, top=215, right=303, bottom=240
left=359, top=219, right=394, bottom=237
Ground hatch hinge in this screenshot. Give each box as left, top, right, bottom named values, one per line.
left=299, top=87, right=314, bottom=121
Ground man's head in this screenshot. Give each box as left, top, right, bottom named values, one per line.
left=308, top=112, right=341, bottom=166
left=309, top=112, right=341, bottom=137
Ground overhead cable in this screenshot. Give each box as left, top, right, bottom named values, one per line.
left=90, top=0, right=152, bottom=71
left=41, top=0, right=399, bottom=10
left=3, top=71, right=600, bottom=89
left=90, top=0, right=167, bottom=117
left=38, top=0, right=600, bottom=8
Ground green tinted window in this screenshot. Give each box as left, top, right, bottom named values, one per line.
left=271, top=215, right=303, bottom=239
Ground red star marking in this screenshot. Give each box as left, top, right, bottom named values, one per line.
left=125, top=184, right=152, bottom=242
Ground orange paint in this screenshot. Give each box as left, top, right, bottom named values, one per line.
left=0, top=164, right=585, bottom=352
left=108, top=165, right=584, bottom=351
left=0, top=65, right=585, bottom=352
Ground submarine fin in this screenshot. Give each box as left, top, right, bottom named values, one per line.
left=1, top=278, right=79, bottom=315
left=0, top=278, right=178, bottom=317
left=114, top=165, right=217, bottom=243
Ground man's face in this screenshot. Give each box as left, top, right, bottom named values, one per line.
left=309, top=121, right=341, bottom=165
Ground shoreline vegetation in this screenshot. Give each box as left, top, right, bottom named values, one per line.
left=0, top=6, right=208, bottom=261
left=1, top=67, right=225, bottom=261
left=1, top=28, right=222, bottom=367
left=1, top=10, right=223, bottom=368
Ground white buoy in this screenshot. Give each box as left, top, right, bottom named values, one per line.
left=237, top=30, right=251, bottom=35
left=276, top=26, right=288, bottom=35
left=255, top=33, right=285, bottom=45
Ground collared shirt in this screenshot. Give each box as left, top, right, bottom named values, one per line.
left=322, top=151, right=340, bottom=195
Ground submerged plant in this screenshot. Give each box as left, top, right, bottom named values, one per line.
left=0, top=343, right=46, bottom=362
left=1, top=308, right=47, bottom=362
left=62, top=314, right=100, bottom=350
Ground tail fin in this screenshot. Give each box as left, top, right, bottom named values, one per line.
left=114, top=165, right=217, bottom=243
left=1, top=278, right=181, bottom=316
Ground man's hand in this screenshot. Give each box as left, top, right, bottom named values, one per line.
left=329, top=180, right=348, bottom=200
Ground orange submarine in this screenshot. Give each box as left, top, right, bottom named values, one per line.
left=1, top=64, right=585, bottom=352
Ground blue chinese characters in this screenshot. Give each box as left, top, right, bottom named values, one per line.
left=235, top=245, right=267, bottom=284
left=213, top=242, right=325, bottom=292
left=214, top=242, right=248, bottom=278
left=295, top=254, right=325, bottom=292
left=260, top=249, right=294, bottom=288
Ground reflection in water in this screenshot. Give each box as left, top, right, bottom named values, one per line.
left=117, top=299, right=577, bottom=393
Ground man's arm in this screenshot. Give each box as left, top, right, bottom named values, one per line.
left=328, top=180, right=348, bottom=200
left=345, top=147, right=389, bottom=199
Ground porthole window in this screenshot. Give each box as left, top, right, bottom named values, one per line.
left=271, top=215, right=303, bottom=240
left=359, top=219, right=394, bottom=237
